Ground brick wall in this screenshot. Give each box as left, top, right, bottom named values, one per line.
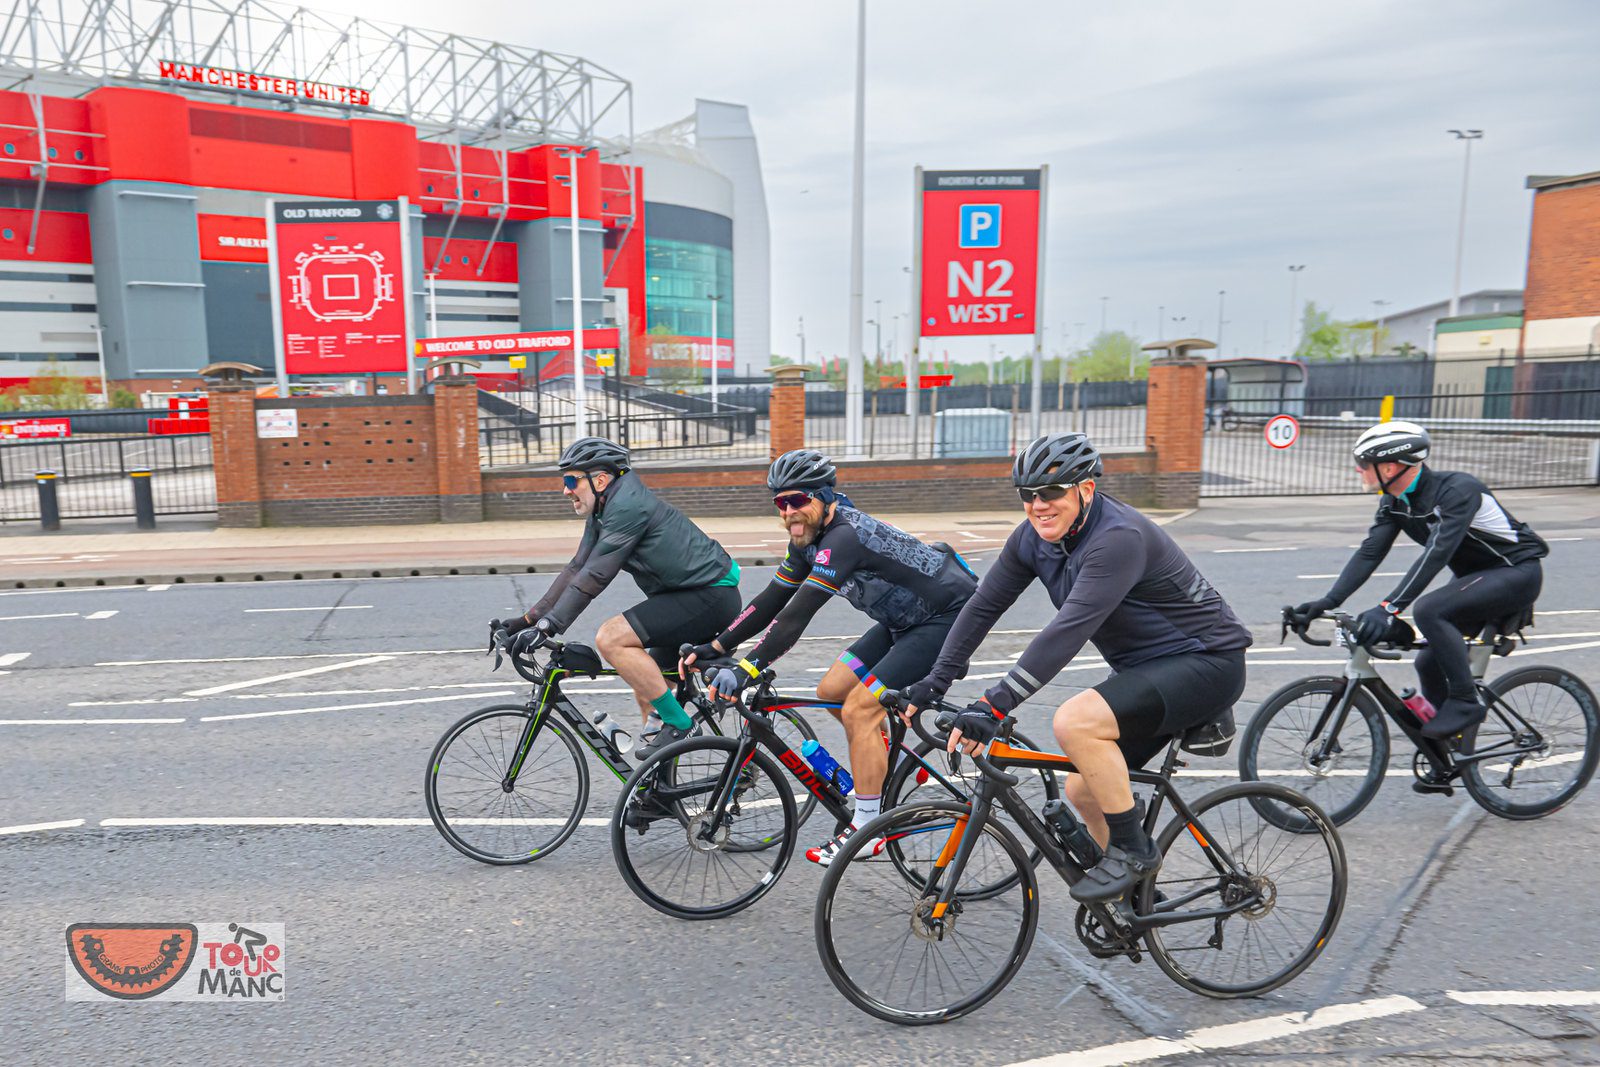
left=1145, top=355, right=1206, bottom=508
left=768, top=370, right=805, bottom=458
left=1523, top=181, right=1600, bottom=355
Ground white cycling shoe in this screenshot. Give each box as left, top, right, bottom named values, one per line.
left=806, top=825, right=887, bottom=867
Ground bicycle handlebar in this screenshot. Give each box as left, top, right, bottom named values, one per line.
left=880, top=690, right=1020, bottom=788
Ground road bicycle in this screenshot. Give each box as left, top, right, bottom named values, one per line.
left=424, top=629, right=816, bottom=865
left=609, top=656, right=1061, bottom=920
left=1239, top=609, right=1600, bottom=829
left=814, top=695, right=1347, bottom=1025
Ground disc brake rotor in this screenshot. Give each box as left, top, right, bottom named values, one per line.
left=685, top=812, right=730, bottom=853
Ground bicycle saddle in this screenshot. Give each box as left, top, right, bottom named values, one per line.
left=1179, top=706, right=1236, bottom=758
left=1481, top=605, right=1534, bottom=656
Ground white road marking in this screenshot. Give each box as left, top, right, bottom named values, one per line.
left=1448, top=989, right=1600, bottom=1006
left=232, top=681, right=512, bottom=700
left=243, top=605, right=374, bottom=613
left=1540, top=609, right=1600, bottom=615
left=1213, top=546, right=1300, bottom=553
left=0, top=819, right=86, bottom=835
left=146, top=585, right=171, bottom=592
left=83, top=610, right=119, bottom=620
left=69, top=697, right=198, bottom=707
left=1524, top=630, right=1600, bottom=640
left=100, top=816, right=612, bottom=829
left=0, top=718, right=186, bottom=725
left=0, top=585, right=150, bottom=597
left=183, top=654, right=396, bottom=697
left=1517, top=638, right=1600, bottom=655
left=1006, top=994, right=1423, bottom=1067
left=0, top=612, right=78, bottom=622
left=98, top=648, right=476, bottom=666
left=199, top=690, right=514, bottom=722
left=0, top=652, right=31, bottom=667
left=1546, top=537, right=1585, bottom=542
left=1297, top=571, right=1405, bottom=580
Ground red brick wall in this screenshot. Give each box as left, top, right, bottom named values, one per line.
left=769, top=376, right=805, bottom=458
left=1145, top=356, right=1207, bottom=509
left=1524, top=181, right=1600, bottom=322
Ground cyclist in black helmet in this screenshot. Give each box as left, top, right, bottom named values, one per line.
left=1291, top=421, right=1548, bottom=749
left=497, top=436, right=743, bottom=758
left=905, top=432, right=1252, bottom=903
left=681, top=448, right=979, bottom=865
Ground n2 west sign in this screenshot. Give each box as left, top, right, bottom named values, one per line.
left=917, top=168, right=1045, bottom=338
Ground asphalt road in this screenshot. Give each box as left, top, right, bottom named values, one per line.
left=6, top=490, right=1600, bottom=1065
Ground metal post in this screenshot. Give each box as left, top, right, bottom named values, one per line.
left=92, top=322, right=109, bottom=406
left=709, top=292, right=720, bottom=412
left=1448, top=129, right=1482, bottom=318
left=1216, top=290, right=1227, bottom=356
left=844, top=0, right=867, bottom=456
left=266, top=200, right=290, bottom=399
left=567, top=148, right=588, bottom=439
left=130, top=467, right=155, bottom=529
left=1287, top=265, right=1306, bottom=352
left=35, top=470, right=59, bottom=531
left=907, top=167, right=922, bottom=460
left=1029, top=163, right=1049, bottom=441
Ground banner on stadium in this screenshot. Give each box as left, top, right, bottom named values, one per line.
left=268, top=200, right=412, bottom=375
left=914, top=168, right=1047, bottom=339
left=415, top=328, right=621, bottom=358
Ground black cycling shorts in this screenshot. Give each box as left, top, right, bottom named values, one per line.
left=624, top=585, right=743, bottom=673
left=840, top=614, right=959, bottom=699
left=1094, top=650, right=1247, bottom=769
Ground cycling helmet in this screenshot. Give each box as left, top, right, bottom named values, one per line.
left=1352, top=421, right=1430, bottom=467
left=557, top=436, right=630, bottom=475
left=1012, top=432, right=1103, bottom=487
left=767, top=449, right=836, bottom=493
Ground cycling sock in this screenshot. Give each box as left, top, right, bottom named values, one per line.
left=853, top=793, right=881, bottom=827
left=649, top=689, right=693, bottom=731
left=1104, top=802, right=1155, bottom=859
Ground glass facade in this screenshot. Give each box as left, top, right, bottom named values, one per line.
left=645, top=238, right=732, bottom=340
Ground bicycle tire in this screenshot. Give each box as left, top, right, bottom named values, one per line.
left=611, top=735, right=797, bottom=920
left=1239, top=676, right=1389, bottom=829
left=1461, top=665, right=1600, bottom=819
left=814, top=799, right=1039, bottom=1025
left=771, top=707, right=820, bottom=830
left=1141, top=782, right=1346, bottom=998
left=425, top=704, right=589, bottom=865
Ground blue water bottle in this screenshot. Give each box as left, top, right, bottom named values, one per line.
left=800, top=739, right=854, bottom=795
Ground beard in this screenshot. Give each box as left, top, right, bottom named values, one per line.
left=782, top=508, right=825, bottom=548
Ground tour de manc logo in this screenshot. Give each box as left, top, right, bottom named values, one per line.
left=65, top=922, right=285, bottom=1002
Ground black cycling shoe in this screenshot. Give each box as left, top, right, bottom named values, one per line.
left=1411, top=773, right=1455, bottom=796
left=1420, top=697, right=1487, bottom=740
left=1070, top=843, right=1161, bottom=904
left=633, top=723, right=693, bottom=761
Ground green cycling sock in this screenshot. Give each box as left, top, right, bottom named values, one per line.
left=650, top=689, right=693, bottom=730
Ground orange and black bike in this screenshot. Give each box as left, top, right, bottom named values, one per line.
left=813, top=693, right=1349, bottom=1025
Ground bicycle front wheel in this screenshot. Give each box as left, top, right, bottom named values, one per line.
left=1142, top=782, right=1346, bottom=998
left=1239, top=677, right=1389, bottom=829
left=1462, top=666, right=1600, bottom=819
left=425, top=704, right=589, bottom=865
left=815, top=800, right=1039, bottom=1025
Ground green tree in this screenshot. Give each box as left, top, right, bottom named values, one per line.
left=1070, top=330, right=1147, bottom=381
left=0, top=358, right=94, bottom=411
left=1294, top=301, right=1376, bottom=361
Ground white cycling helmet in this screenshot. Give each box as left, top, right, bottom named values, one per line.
left=1352, top=421, right=1430, bottom=467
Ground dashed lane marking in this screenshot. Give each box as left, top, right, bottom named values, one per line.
left=0, top=612, right=78, bottom=622
left=83, top=610, right=118, bottom=620
left=1212, top=546, right=1300, bottom=553
left=146, top=585, right=171, bottom=592
left=0, top=651, right=31, bottom=675
left=198, top=690, right=515, bottom=723
left=1448, top=990, right=1600, bottom=1006
left=0, top=718, right=186, bottom=725
left=100, top=816, right=611, bottom=829
left=0, top=819, right=86, bottom=835
left=243, top=605, right=374, bottom=613
left=98, top=649, right=477, bottom=666
left=183, top=654, right=396, bottom=697
left=1297, top=571, right=1406, bottom=580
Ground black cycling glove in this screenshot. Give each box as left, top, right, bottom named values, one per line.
left=902, top=677, right=948, bottom=711
left=1290, top=596, right=1336, bottom=623
left=501, top=614, right=533, bottom=636
left=949, top=698, right=1006, bottom=745
left=1351, top=605, right=1396, bottom=646
left=683, top=641, right=723, bottom=667
left=511, top=618, right=555, bottom=653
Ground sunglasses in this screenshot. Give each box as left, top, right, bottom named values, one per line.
left=1017, top=483, right=1077, bottom=504
left=773, top=491, right=815, bottom=512
left=561, top=473, right=598, bottom=491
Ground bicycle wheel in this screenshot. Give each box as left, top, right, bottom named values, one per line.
left=1141, top=782, right=1346, bottom=998
left=611, top=736, right=797, bottom=920
left=884, top=730, right=1059, bottom=898
left=1239, top=677, right=1389, bottom=829
left=1461, top=666, right=1600, bottom=819
left=425, top=704, right=589, bottom=865
left=770, top=708, right=820, bottom=830
left=815, top=800, right=1039, bottom=1025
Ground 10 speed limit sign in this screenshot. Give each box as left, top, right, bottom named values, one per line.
left=1264, top=414, right=1300, bottom=449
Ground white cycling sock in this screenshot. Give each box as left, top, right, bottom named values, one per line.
left=853, top=793, right=881, bottom=828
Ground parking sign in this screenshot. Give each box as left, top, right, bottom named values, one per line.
left=959, top=205, right=1001, bottom=248
left=917, top=168, right=1045, bottom=338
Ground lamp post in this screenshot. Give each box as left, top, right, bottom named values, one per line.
left=92, top=322, right=108, bottom=404
left=1216, top=290, right=1227, bottom=355
left=1448, top=129, right=1483, bottom=317
left=797, top=316, right=806, bottom=365
left=844, top=0, right=867, bottom=455
left=1287, top=265, right=1307, bottom=352
left=1372, top=299, right=1390, bottom=357
left=1099, top=296, right=1109, bottom=336
left=708, top=292, right=723, bottom=412
left=554, top=146, right=589, bottom=438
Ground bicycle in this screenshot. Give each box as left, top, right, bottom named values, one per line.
left=609, top=656, right=1061, bottom=920
left=1239, top=608, right=1600, bottom=829
left=424, top=628, right=817, bottom=865
left=814, top=696, right=1347, bottom=1025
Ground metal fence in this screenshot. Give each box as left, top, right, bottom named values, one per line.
left=0, top=433, right=216, bottom=522
left=1202, top=388, right=1600, bottom=497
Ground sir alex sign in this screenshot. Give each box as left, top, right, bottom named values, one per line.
left=917, top=168, right=1045, bottom=339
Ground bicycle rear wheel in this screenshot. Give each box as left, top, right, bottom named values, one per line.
left=1239, top=677, right=1389, bottom=829
left=814, top=800, right=1038, bottom=1025
left=611, top=736, right=796, bottom=920
left=1141, top=782, right=1346, bottom=998
left=425, top=704, right=588, bottom=865
left=1462, top=666, right=1600, bottom=819
left=770, top=708, right=819, bottom=830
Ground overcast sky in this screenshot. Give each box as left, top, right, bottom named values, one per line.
left=328, top=0, right=1600, bottom=365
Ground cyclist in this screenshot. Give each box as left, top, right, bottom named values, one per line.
left=1291, top=420, right=1548, bottom=743
left=904, top=432, right=1251, bottom=903
left=498, top=437, right=742, bottom=759
left=681, top=448, right=978, bottom=865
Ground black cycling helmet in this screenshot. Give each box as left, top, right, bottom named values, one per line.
left=767, top=449, right=836, bottom=493
left=1012, top=432, right=1102, bottom=487
left=557, top=436, right=630, bottom=475
left=1352, top=421, right=1430, bottom=467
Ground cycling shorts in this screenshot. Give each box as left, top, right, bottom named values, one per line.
left=839, top=614, right=960, bottom=700
left=1094, top=650, right=1247, bottom=769
left=624, top=585, right=743, bottom=674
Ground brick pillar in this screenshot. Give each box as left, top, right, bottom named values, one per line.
left=431, top=375, right=484, bottom=522
left=1145, top=355, right=1207, bottom=509
left=767, top=364, right=807, bottom=459
left=207, top=383, right=263, bottom=527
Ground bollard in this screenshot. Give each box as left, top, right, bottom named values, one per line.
left=35, top=470, right=60, bottom=531
left=129, top=467, right=156, bottom=530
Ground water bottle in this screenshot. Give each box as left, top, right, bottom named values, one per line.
left=1399, top=688, right=1436, bottom=726
left=1041, top=799, right=1102, bottom=868
left=800, top=739, right=854, bottom=795
left=593, top=711, right=633, bottom=755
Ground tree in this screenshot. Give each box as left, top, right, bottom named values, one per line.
left=1294, top=301, right=1373, bottom=361
left=0, top=358, right=95, bottom=411
left=1071, top=330, right=1147, bottom=381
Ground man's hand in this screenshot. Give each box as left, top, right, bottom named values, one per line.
left=708, top=659, right=760, bottom=701
left=946, top=698, right=1004, bottom=756
left=511, top=617, right=555, bottom=654
left=900, top=676, right=947, bottom=725
left=1351, top=605, right=1396, bottom=646
left=1289, top=597, right=1335, bottom=625
left=679, top=640, right=723, bottom=676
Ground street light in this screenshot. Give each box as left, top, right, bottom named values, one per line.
left=1216, top=290, right=1227, bottom=354
left=707, top=291, right=724, bottom=411
left=1099, top=296, right=1109, bottom=336
left=553, top=146, right=590, bottom=438
left=1287, top=265, right=1307, bottom=352
left=1448, top=129, right=1483, bottom=317
left=797, top=315, right=806, bottom=365
left=1372, top=299, right=1390, bottom=357
left=844, top=0, right=867, bottom=455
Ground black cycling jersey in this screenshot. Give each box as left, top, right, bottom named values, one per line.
left=716, top=505, right=977, bottom=669
left=1324, top=466, right=1548, bottom=613
left=528, top=471, right=737, bottom=633
left=928, top=492, right=1252, bottom=714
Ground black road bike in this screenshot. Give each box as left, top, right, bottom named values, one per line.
left=424, top=630, right=816, bottom=865
left=1239, top=609, right=1600, bottom=828
left=610, top=656, right=1061, bottom=920
left=815, top=696, right=1348, bottom=1025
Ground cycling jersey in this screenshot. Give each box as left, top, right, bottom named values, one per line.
left=928, top=492, right=1252, bottom=714
left=716, top=505, right=977, bottom=669
left=529, top=471, right=737, bottom=633
left=1325, top=467, right=1548, bottom=613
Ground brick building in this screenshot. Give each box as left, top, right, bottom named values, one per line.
left=1522, top=170, right=1600, bottom=354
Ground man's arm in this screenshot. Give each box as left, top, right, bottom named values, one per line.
left=1322, top=504, right=1402, bottom=607
left=516, top=524, right=597, bottom=627
left=925, top=525, right=1036, bottom=690
left=541, top=508, right=649, bottom=632
left=738, top=530, right=861, bottom=669
left=1381, top=480, right=1479, bottom=612
left=715, top=547, right=807, bottom=650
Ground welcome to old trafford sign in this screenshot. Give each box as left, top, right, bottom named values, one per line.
left=159, top=61, right=371, bottom=107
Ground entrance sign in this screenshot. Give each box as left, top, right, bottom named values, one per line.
left=916, top=169, right=1044, bottom=338
left=1264, top=414, right=1300, bottom=449
left=415, top=328, right=621, bottom=358
left=256, top=409, right=299, bottom=439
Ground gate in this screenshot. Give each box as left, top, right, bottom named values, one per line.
left=1202, top=388, right=1600, bottom=496
left=0, top=433, right=216, bottom=522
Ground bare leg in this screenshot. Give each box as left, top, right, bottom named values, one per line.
left=1052, top=689, right=1134, bottom=818
left=595, top=615, right=669, bottom=725
left=1064, top=772, right=1107, bottom=848
left=815, top=660, right=855, bottom=725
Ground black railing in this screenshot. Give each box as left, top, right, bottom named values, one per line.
left=0, top=432, right=215, bottom=521
left=481, top=408, right=767, bottom=467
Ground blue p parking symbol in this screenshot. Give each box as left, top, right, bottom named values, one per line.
left=958, top=204, right=1001, bottom=248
